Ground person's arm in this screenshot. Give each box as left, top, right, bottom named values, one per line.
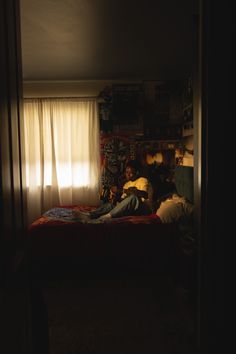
left=123, top=177, right=149, bottom=199
left=123, top=187, right=148, bottom=199
left=110, top=185, right=123, bottom=203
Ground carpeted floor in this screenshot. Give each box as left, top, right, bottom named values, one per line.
left=37, top=271, right=196, bottom=354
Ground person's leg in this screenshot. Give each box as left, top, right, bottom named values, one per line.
left=89, top=202, right=114, bottom=219
left=109, top=195, right=151, bottom=218
left=73, top=202, right=114, bottom=220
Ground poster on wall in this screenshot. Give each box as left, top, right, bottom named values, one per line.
left=112, top=84, right=143, bottom=132
left=100, top=134, right=133, bottom=198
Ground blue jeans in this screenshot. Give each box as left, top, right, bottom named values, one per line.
left=90, top=195, right=152, bottom=219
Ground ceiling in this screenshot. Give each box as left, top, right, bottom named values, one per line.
left=20, top=0, right=195, bottom=81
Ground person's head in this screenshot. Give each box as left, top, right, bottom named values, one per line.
left=125, top=160, right=140, bottom=181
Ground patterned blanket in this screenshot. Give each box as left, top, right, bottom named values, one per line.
left=39, top=206, right=161, bottom=225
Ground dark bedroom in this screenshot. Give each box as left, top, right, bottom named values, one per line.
left=0, top=0, right=228, bottom=353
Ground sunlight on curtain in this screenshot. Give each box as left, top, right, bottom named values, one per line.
left=23, top=98, right=101, bottom=224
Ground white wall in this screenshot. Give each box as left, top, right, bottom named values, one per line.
left=23, top=80, right=141, bottom=98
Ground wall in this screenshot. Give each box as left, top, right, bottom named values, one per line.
left=23, top=79, right=191, bottom=192
left=23, top=79, right=184, bottom=135
left=0, top=0, right=25, bottom=244
left=0, top=2, right=32, bottom=354
left=23, top=80, right=141, bottom=98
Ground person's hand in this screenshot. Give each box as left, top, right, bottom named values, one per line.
left=110, top=185, right=121, bottom=203
left=110, top=185, right=118, bottom=194
left=123, top=187, right=137, bottom=195
left=128, top=187, right=137, bottom=192
left=124, top=187, right=148, bottom=199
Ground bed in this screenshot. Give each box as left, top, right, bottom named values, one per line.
left=27, top=166, right=194, bottom=277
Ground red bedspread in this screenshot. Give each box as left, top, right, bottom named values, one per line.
left=28, top=205, right=180, bottom=271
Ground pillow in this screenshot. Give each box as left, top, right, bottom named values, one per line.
left=156, top=193, right=194, bottom=223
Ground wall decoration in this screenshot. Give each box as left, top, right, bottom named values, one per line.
left=98, top=86, right=113, bottom=133
left=182, top=76, right=193, bottom=136
left=100, top=134, right=132, bottom=200
left=154, top=82, right=170, bottom=124
left=112, top=83, right=143, bottom=132
left=143, top=80, right=183, bottom=138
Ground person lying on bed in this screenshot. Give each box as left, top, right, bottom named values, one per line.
left=73, top=160, right=153, bottom=222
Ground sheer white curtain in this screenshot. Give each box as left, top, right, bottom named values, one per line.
left=23, top=98, right=101, bottom=224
